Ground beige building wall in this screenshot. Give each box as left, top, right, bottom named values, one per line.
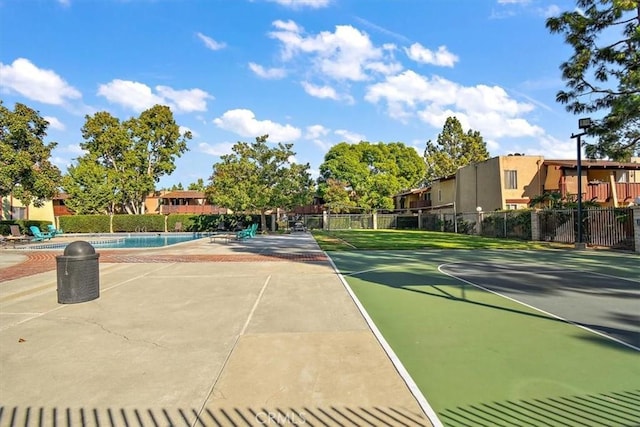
left=0, top=196, right=54, bottom=223
left=429, top=178, right=456, bottom=212
left=456, top=155, right=544, bottom=212
left=499, top=155, right=544, bottom=208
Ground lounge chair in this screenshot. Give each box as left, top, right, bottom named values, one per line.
left=6, top=225, right=32, bottom=246
left=174, top=222, right=183, bottom=232
left=236, top=223, right=258, bottom=240
left=47, top=224, right=63, bottom=236
left=29, top=226, right=53, bottom=242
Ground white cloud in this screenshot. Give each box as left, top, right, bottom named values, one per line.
left=64, top=144, right=86, bottom=155
left=542, top=5, right=561, bottom=18
left=97, top=79, right=211, bottom=113
left=335, top=129, right=365, bottom=143
left=365, top=70, right=544, bottom=140
left=213, top=109, right=301, bottom=142
left=58, top=0, right=70, bottom=6
left=530, top=134, right=577, bottom=159
left=266, top=0, right=330, bottom=9
left=44, top=116, right=65, bottom=131
left=156, top=86, right=212, bottom=112
left=301, top=81, right=346, bottom=101
left=269, top=21, right=401, bottom=82
left=404, top=43, right=459, bottom=67
left=248, top=62, right=287, bottom=79
left=305, top=124, right=332, bottom=151
left=0, top=58, right=81, bottom=105
left=305, top=124, right=330, bottom=139
left=196, top=32, right=226, bottom=51
left=198, top=142, right=235, bottom=156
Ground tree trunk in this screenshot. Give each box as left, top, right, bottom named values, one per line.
left=260, top=210, right=268, bottom=234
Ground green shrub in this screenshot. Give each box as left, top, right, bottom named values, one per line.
left=59, top=215, right=110, bottom=233
left=113, top=214, right=165, bottom=232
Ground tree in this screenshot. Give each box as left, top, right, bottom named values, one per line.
left=0, top=101, right=62, bottom=206
left=62, top=155, right=117, bottom=214
left=206, top=135, right=314, bottom=230
left=187, top=179, right=205, bottom=191
left=318, top=141, right=426, bottom=212
left=423, top=116, right=489, bottom=183
left=546, top=0, right=639, bottom=160
left=64, top=105, right=190, bottom=214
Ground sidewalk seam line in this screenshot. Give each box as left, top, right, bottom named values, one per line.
left=193, top=274, right=271, bottom=426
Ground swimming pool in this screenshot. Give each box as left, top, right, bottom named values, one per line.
left=93, top=233, right=205, bottom=249
left=20, top=233, right=206, bottom=250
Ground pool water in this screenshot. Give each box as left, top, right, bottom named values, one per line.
left=93, top=233, right=205, bottom=249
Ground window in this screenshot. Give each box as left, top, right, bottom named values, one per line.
left=506, top=204, right=518, bottom=210
left=11, top=206, right=26, bottom=220
left=616, top=171, right=628, bottom=183
left=504, top=170, right=518, bottom=189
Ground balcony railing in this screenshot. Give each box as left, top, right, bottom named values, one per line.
left=562, top=182, right=640, bottom=203
left=409, top=200, right=432, bottom=209
left=159, top=205, right=227, bottom=215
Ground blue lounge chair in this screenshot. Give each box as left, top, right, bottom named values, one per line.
left=47, top=224, right=63, bottom=236
left=236, top=223, right=258, bottom=240
left=29, top=226, right=53, bottom=242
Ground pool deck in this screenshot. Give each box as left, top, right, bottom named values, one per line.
left=0, top=233, right=437, bottom=426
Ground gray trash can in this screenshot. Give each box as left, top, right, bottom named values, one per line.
left=57, top=241, right=100, bottom=304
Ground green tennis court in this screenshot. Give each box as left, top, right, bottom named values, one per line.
left=328, top=249, right=640, bottom=427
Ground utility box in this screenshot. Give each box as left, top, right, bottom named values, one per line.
left=57, top=241, right=100, bottom=304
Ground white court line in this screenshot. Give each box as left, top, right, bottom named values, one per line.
left=438, top=262, right=640, bottom=352
left=326, top=254, right=444, bottom=427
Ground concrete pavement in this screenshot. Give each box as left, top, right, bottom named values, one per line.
left=0, top=233, right=436, bottom=426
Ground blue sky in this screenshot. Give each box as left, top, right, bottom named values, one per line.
left=1, top=0, right=586, bottom=189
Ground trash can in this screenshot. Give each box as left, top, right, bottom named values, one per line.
left=57, top=241, right=100, bottom=304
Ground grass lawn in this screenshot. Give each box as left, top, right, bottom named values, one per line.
left=312, top=229, right=571, bottom=251
left=314, top=230, right=639, bottom=426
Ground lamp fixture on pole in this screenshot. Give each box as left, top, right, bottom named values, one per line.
left=570, top=118, right=591, bottom=249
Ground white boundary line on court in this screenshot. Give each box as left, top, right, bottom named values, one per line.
left=325, top=254, right=444, bottom=427
left=438, top=262, right=640, bottom=352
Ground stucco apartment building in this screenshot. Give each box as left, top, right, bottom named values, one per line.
left=1, top=190, right=226, bottom=223
left=394, top=155, right=640, bottom=214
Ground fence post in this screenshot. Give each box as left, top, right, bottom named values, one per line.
left=634, top=207, right=640, bottom=253
left=418, top=210, right=422, bottom=229
left=372, top=212, right=377, bottom=230
left=323, top=210, right=328, bottom=230
left=531, top=210, right=540, bottom=241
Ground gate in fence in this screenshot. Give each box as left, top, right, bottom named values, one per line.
left=537, top=207, right=635, bottom=250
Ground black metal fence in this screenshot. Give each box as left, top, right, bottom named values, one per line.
left=293, top=207, right=636, bottom=250
left=538, top=207, right=635, bottom=250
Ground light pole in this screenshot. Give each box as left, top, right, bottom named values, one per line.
left=570, top=118, right=591, bottom=249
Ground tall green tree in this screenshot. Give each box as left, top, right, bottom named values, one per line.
left=0, top=101, right=61, bottom=207
left=64, top=105, right=190, bottom=214
left=62, top=155, right=117, bottom=214
left=546, top=0, right=639, bottom=160
left=206, top=135, right=314, bottom=230
left=423, top=117, right=489, bottom=183
left=187, top=178, right=205, bottom=191
left=318, top=141, right=426, bottom=212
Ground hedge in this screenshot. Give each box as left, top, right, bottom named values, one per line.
left=56, top=213, right=269, bottom=233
